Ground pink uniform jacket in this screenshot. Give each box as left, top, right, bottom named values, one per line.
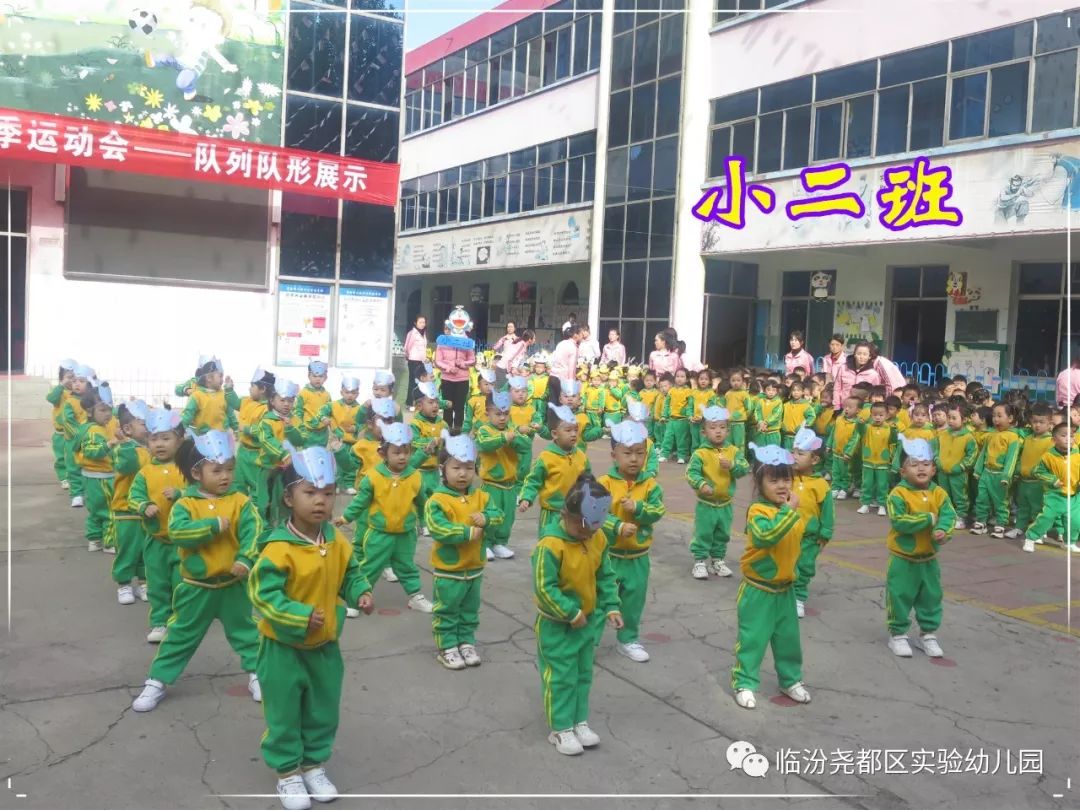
left=649, top=350, right=681, bottom=376
left=602, top=342, right=627, bottom=366
left=550, top=339, right=579, bottom=380
left=434, top=344, right=474, bottom=383
left=784, top=349, right=815, bottom=376
left=404, top=328, right=428, bottom=362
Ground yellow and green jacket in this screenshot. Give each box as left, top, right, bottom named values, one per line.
left=793, top=474, right=834, bottom=542
left=662, top=385, right=693, bottom=421
left=741, top=501, right=804, bottom=590
left=181, top=386, right=238, bottom=434
left=652, top=390, right=667, bottom=423
left=540, top=409, right=602, bottom=452
left=970, top=426, right=991, bottom=455
left=520, top=443, right=591, bottom=513
left=476, top=423, right=532, bottom=485
left=723, top=389, right=751, bottom=424
left=933, top=426, right=977, bottom=475
left=1032, top=446, right=1080, bottom=496
left=293, top=385, right=332, bottom=445
left=168, top=487, right=263, bottom=583
left=886, top=480, right=955, bottom=560
left=896, top=408, right=911, bottom=432
left=409, top=413, right=448, bottom=472
left=129, top=459, right=183, bottom=539
left=111, top=441, right=151, bottom=515
left=637, top=387, right=660, bottom=418
left=238, top=397, right=268, bottom=450
left=342, top=463, right=424, bottom=533
left=603, top=383, right=627, bottom=416
left=249, top=522, right=371, bottom=649
left=462, top=392, right=490, bottom=435
left=532, top=523, right=620, bottom=623
left=827, top=415, right=862, bottom=459
left=597, top=469, right=665, bottom=556
left=510, top=402, right=539, bottom=432
left=753, top=395, right=784, bottom=435
left=317, top=398, right=361, bottom=447
left=686, top=443, right=749, bottom=504
left=59, top=396, right=87, bottom=441
left=173, top=378, right=241, bottom=409
left=253, top=410, right=304, bottom=470
left=861, top=423, right=897, bottom=468
left=76, top=422, right=115, bottom=474
left=425, top=484, right=504, bottom=577
left=351, top=429, right=384, bottom=487
left=1019, top=430, right=1054, bottom=481
left=528, top=374, right=549, bottom=410
left=782, top=398, right=818, bottom=436
left=689, top=389, right=717, bottom=422
left=974, top=428, right=1022, bottom=478
left=813, top=403, right=835, bottom=437
left=583, top=385, right=606, bottom=418
left=46, top=385, right=71, bottom=433
left=858, top=403, right=872, bottom=423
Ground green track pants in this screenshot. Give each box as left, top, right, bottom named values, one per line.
left=731, top=581, right=802, bottom=692
left=52, top=432, right=67, bottom=484
left=432, top=574, right=483, bottom=649
left=860, top=466, right=890, bottom=506
left=793, top=536, right=823, bottom=603
left=65, top=438, right=83, bottom=497
left=609, top=554, right=649, bottom=645
left=82, top=474, right=114, bottom=543
left=1015, top=480, right=1044, bottom=534
left=937, top=471, right=969, bottom=517
left=885, top=554, right=942, bottom=636
left=661, top=419, right=691, bottom=461
left=690, top=500, right=733, bottom=561
left=1025, top=490, right=1079, bottom=544
left=481, top=483, right=516, bottom=548
left=234, top=445, right=260, bottom=498
left=110, top=517, right=146, bottom=585
left=357, top=527, right=421, bottom=597
left=535, top=611, right=605, bottom=731
left=974, top=470, right=1011, bottom=526
left=143, top=537, right=180, bottom=627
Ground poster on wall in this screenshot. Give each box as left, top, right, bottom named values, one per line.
left=277, top=281, right=331, bottom=367
left=396, top=209, right=592, bottom=274
left=0, top=1, right=285, bottom=144
left=336, top=285, right=391, bottom=369
left=945, top=345, right=1004, bottom=394
left=833, top=300, right=883, bottom=346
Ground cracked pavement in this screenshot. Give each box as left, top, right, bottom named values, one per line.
left=2, top=425, right=1078, bottom=809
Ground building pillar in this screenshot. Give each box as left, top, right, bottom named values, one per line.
left=585, top=0, right=616, bottom=335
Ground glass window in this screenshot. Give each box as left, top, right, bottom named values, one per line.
left=600, top=263, right=622, bottom=316
left=280, top=207, right=338, bottom=279
left=345, top=106, right=399, bottom=162
left=443, top=50, right=466, bottom=74
left=1014, top=299, right=1061, bottom=374
left=351, top=0, right=404, bottom=20
left=555, top=25, right=572, bottom=80
left=589, top=12, right=601, bottom=69
left=437, top=187, right=458, bottom=224
left=288, top=2, right=346, bottom=96
left=653, top=136, right=678, bottom=196
left=612, top=34, right=633, bottom=92
left=485, top=154, right=508, bottom=176
left=709, top=126, right=730, bottom=178
left=1019, top=262, right=1063, bottom=294
left=782, top=271, right=811, bottom=296
left=732, top=120, right=755, bottom=164
left=783, top=105, right=810, bottom=168
left=988, top=61, right=1029, bottom=136
left=349, top=15, right=404, bottom=105
left=510, top=147, right=537, bottom=171
left=713, top=90, right=757, bottom=124
left=527, top=39, right=543, bottom=91
left=949, top=73, right=987, bottom=140
left=922, top=265, right=949, bottom=297
left=550, top=162, right=567, bottom=205
left=506, top=171, right=523, bottom=214
left=732, top=262, right=757, bottom=296
left=544, top=0, right=572, bottom=32
left=845, top=94, right=874, bottom=158
left=891, top=266, right=921, bottom=297
left=757, top=112, right=782, bottom=173
left=879, top=43, right=948, bottom=87
left=951, top=22, right=1033, bottom=72
left=633, top=23, right=659, bottom=85
left=543, top=31, right=558, bottom=84
left=567, top=156, right=584, bottom=203
left=815, top=60, right=876, bottom=102
left=813, top=103, right=842, bottom=161
left=572, top=17, right=590, bottom=74
left=655, top=75, right=681, bottom=137
left=705, top=259, right=733, bottom=295
left=658, top=15, right=683, bottom=77
left=513, top=42, right=527, bottom=96
left=909, top=77, right=946, bottom=149
left=647, top=260, right=672, bottom=317
left=569, top=131, right=596, bottom=157
left=875, top=85, right=909, bottom=154
left=606, top=146, right=628, bottom=204
left=603, top=205, right=625, bottom=261
left=285, top=95, right=343, bottom=154
left=521, top=167, right=537, bottom=212
left=614, top=0, right=635, bottom=34
left=649, top=198, right=674, bottom=257
left=630, top=82, right=656, bottom=142
left=1032, top=50, right=1077, bottom=131
left=538, top=138, right=568, bottom=164
left=624, top=201, right=650, bottom=259
left=760, top=76, right=812, bottom=113
left=469, top=180, right=483, bottom=219
left=467, top=41, right=488, bottom=64
left=627, top=142, right=653, bottom=202
left=340, top=202, right=394, bottom=283
left=622, top=262, right=647, bottom=318
left=517, top=14, right=542, bottom=43
left=490, top=25, right=514, bottom=54
left=1036, top=11, right=1080, bottom=54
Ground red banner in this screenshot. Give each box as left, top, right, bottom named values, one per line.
left=0, top=107, right=400, bottom=207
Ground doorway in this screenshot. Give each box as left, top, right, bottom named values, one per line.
left=0, top=188, right=28, bottom=374
left=889, top=265, right=948, bottom=367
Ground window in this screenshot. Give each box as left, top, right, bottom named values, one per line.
left=889, top=266, right=949, bottom=366
left=780, top=270, right=836, bottom=357
left=702, top=260, right=759, bottom=368
left=1014, top=262, right=1080, bottom=374
left=714, top=0, right=799, bottom=26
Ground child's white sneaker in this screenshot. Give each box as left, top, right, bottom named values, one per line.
left=888, top=635, right=913, bottom=657
left=851, top=488, right=862, bottom=499
left=677, top=458, right=687, bottom=464
left=712, top=559, right=733, bottom=577
left=346, top=487, right=357, bottom=496
left=734, top=689, right=756, bottom=709
left=1022, top=539, right=1035, bottom=553
left=573, top=722, right=600, bottom=747
left=248, top=673, right=262, bottom=702
left=970, top=522, right=988, bottom=535
left=795, top=600, right=805, bottom=618
left=60, top=479, right=70, bottom=490
left=834, top=490, right=847, bottom=501
left=917, top=634, right=944, bottom=658
left=408, top=593, right=434, bottom=613
left=1004, top=527, right=1022, bottom=539
left=485, top=546, right=495, bottom=561
left=691, top=561, right=709, bottom=580
left=954, top=517, right=967, bottom=530
left=71, top=496, right=84, bottom=508
left=459, top=643, right=482, bottom=667
left=438, top=647, right=466, bottom=670
left=492, top=544, right=514, bottom=559
left=382, top=567, right=398, bottom=582
left=103, top=545, right=117, bottom=555
left=991, top=525, right=1005, bottom=539
left=132, top=679, right=166, bottom=712
left=616, top=641, right=650, bottom=662
left=147, top=626, right=167, bottom=643
left=276, top=774, right=312, bottom=810
left=135, top=582, right=148, bottom=602
left=856, top=505, right=871, bottom=515
left=782, top=682, right=812, bottom=703
left=657, top=456, right=668, bottom=463
left=877, top=505, right=887, bottom=517
left=549, top=729, right=584, bottom=755
left=87, top=540, right=102, bottom=552
left=301, top=767, right=338, bottom=803
left=1068, top=543, right=1080, bottom=554
left=345, top=606, right=360, bottom=618
left=117, top=585, right=135, bottom=605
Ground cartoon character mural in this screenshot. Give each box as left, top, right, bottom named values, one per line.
left=437, top=306, right=476, bottom=352
left=145, top=0, right=239, bottom=101
left=995, top=174, right=1039, bottom=224
left=945, top=271, right=982, bottom=306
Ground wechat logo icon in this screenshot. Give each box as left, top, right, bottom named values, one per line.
left=727, top=740, right=770, bottom=778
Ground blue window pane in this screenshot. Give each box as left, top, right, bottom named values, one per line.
left=813, top=103, right=841, bottom=161
left=910, top=77, right=945, bottom=149
left=655, top=75, right=680, bottom=137
left=349, top=16, right=403, bottom=105
left=950, top=73, right=987, bottom=140
left=341, top=201, right=394, bottom=283
left=952, top=22, right=1033, bottom=71
left=988, top=61, right=1029, bottom=137
left=609, top=90, right=631, bottom=147
left=845, top=95, right=873, bottom=158
left=627, top=142, right=653, bottom=202
left=630, top=82, right=656, bottom=142
left=288, top=2, right=346, bottom=96
left=757, top=112, right=782, bottom=172
left=285, top=95, right=343, bottom=154
left=280, top=197, right=338, bottom=279
left=612, top=33, right=633, bottom=92
left=345, top=106, right=399, bottom=162
left=603, top=205, right=625, bottom=261
left=783, top=105, right=810, bottom=169
left=350, top=0, right=404, bottom=20
left=875, top=85, right=909, bottom=155
left=633, top=22, right=659, bottom=85
left=653, top=136, right=677, bottom=196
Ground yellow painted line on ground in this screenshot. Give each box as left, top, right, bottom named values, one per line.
left=827, top=537, right=888, bottom=548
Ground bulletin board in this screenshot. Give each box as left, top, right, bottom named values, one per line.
left=943, top=342, right=1009, bottom=393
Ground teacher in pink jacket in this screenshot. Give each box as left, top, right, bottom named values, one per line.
left=435, top=334, right=475, bottom=433
left=832, top=341, right=884, bottom=410
left=403, top=315, right=429, bottom=409
left=784, top=330, right=815, bottom=376
left=822, top=334, right=847, bottom=380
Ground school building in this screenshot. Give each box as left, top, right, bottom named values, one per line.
left=395, top=0, right=1079, bottom=390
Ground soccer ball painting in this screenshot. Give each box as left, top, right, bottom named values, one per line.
left=129, top=10, right=158, bottom=36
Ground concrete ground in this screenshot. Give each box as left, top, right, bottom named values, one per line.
left=2, top=417, right=1078, bottom=810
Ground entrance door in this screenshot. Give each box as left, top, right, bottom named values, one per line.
left=702, top=295, right=754, bottom=369
left=889, top=265, right=949, bottom=367
left=0, top=188, right=28, bottom=373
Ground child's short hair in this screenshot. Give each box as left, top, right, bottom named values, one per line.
left=629, top=378, right=644, bottom=393
left=658, top=372, right=675, bottom=384
left=869, top=385, right=886, bottom=399
left=747, top=379, right=763, bottom=396
left=952, top=374, right=967, bottom=384
left=974, top=405, right=993, bottom=424
left=1053, top=421, right=1072, bottom=436
left=1030, top=402, right=1053, bottom=420
left=643, top=369, right=656, bottom=379
left=751, top=460, right=794, bottom=495
left=564, top=473, right=609, bottom=516
left=844, top=394, right=861, bottom=408
left=176, top=437, right=205, bottom=483
left=947, top=401, right=971, bottom=418
left=910, top=402, right=930, bottom=418
left=80, top=390, right=102, bottom=412
left=117, top=402, right=141, bottom=427
left=884, top=395, right=901, bottom=409
left=870, top=401, right=888, bottom=412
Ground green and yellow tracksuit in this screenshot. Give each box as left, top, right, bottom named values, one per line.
left=252, top=411, right=304, bottom=526
left=583, top=385, right=606, bottom=429
left=351, top=431, right=384, bottom=491
left=688, top=389, right=717, bottom=451
left=660, top=385, right=693, bottom=461
left=462, top=392, right=490, bottom=435
left=60, top=396, right=87, bottom=497
left=341, top=464, right=425, bottom=597
left=640, top=435, right=660, bottom=481
left=293, top=385, right=332, bottom=448
left=476, top=424, right=531, bottom=550
left=130, top=459, right=183, bottom=627
left=1025, top=447, right=1080, bottom=544
left=1016, top=430, right=1053, bottom=533
left=528, top=374, right=550, bottom=421
left=319, top=399, right=361, bottom=490
left=510, top=403, right=540, bottom=487
left=752, top=395, right=784, bottom=447
left=597, top=470, right=665, bottom=644
left=520, top=443, right=591, bottom=537
left=425, top=485, right=503, bottom=650
left=603, top=383, right=626, bottom=425
left=793, top=475, right=834, bottom=604
left=410, top=412, right=448, bottom=504
left=148, top=488, right=263, bottom=685
left=180, top=385, right=238, bottom=434
left=782, top=399, right=817, bottom=450
left=76, top=422, right=116, bottom=545
left=974, top=428, right=1022, bottom=527
left=235, top=396, right=268, bottom=498
left=731, top=501, right=805, bottom=693
left=813, top=405, right=834, bottom=472
left=248, top=522, right=370, bottom=776
left=652, top=390, right=668, bottom=447
left=861, top=423, right=897, bottom=506
left=892, top=426, right=936, bottom=480
left=46, top=384, right=70, bottom=484
left=539, top=409, right=602, bottom=454
left=109, top=440, right=150, bottom=585
left=885, top=481, right=955, bottom=636
left=723, top=389, right=751, bottom=452
left=932, top=426, right=977, bottom=518
left=637, top=387, right=661, bottom=441
left=827, top=415, right=862, bottom=492
left=686, top=443, right=749, bottom=562
left=532, top=524, right=620, bottom=731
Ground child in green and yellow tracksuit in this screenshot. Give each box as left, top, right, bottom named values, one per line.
left=598, top=421, right=665, bottom=663
left=723, top=370, right=751, bottom=453
left=532, top=473, right=622, bottom=756
left=293, top=360, right=332, bottom=449
left=519, top=404, right=591, bottom=538
left=751, top=379, right=784, bottom=447
left=933, top=404, right=977, bottom=529
left=790, top=428, right=833, bottom=618
left=61, top=364, right=94, bottom=505
left=462, top=368, right=496, bottom=435
left=540, top=379, right=603, bottom=453
left=351, top=403, right=392, bottom=493
left=637, top=370, right=661, bottom=442
left=972, top=403, right=1022, bottom=538
left=828, top=396, right=863, bottom=499
left=892, top=403, right=936, bottom=482
left=46, top=359, right=77, bottom=488
left=235, top=368, right=274, bottom=499
left=508, top=375, right=542, bottom=491
left=624, top=400, right=660, bottom=481
left=688, top=369, right=717, bottom=451
left=781, top=381, right=817, bottom=450
left=583, top=370, right=606, bottom=428
left=77, top=385, right=118, bottom=553
left=129, top=408, right=185, bottom=643
left=253, top=380, right=304, bottom=526
left=132, top=431, right=264, bottom=714
left=320, top=376, right=362, bottom=494
left=859, top=402, right=897, bottom=514
left=660, top=368, right=693, bottom=463
left=884, top=437, right=955, bottom=660
left=337, top=422, right=433, bottom=614
left=686, top=406, right=749, bottom=581
left=1012, top=404, right=1054, bottom=545
left=248, top=444, right=374, bottom=806
left=652, top=374, right=671, bottom=450
left=180, top=355, right=239, bottom=435
left=476, top=391, right=530, bottom=561
left=111, top=401, right=152, bottom=605
left=527, top=356, right=551, bottom=421
left=425, top=432, right=503, bottom=670
left=1024, top=422, right=1080, bottom=553
left=410, top=380, right=449, bottom=512
left=731, top=444, right=811, bottom=710
left=602, top=370, right=627, bottom=426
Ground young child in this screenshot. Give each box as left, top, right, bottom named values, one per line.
left=583, top=368, right=606, bottom=428
left=782, top=380, right=817, bottom=450
left=934, top=404, right=977, bottom=529
left=61, top=364, right=94, bottom=507
left=247, top=445, right=374, bottom=808
left=972, top=403, right=1022, bottom=538
left=531, top=473, right=623, bottom=755
left=1011, top=403, right=1054, bottom=544
left=336, top=423, right=433, bottom=614
left=624, top=399, right=660, bottom=480
left=294, top=360, right=332, bottom=449
left=689, top=368, right=716, bottom=451
left=77, top=384, right=118, bottom=553
left=731, top=444, right=811, bottom=710
left=425, top=432, right=503, bottom=670
left=789, top=428, right=833, bottom=619
left=659, top=368, right=693, bottom=464
left=598, top=421, right=666, bottom=663
left=859, top=402, right=897, bottom=516
left=602, top=369, right=627, bottom=426
left=636, top=370, right=661, bottom=437
left=351, top=397, right=396, bottom=493
left=46, top=358, right=77, bottom=489
left=236, top=368, right=275, bottom=498
left=550, top=378, right=602, bottom=452
left=410, top=380, right=449, bottom=512
left=932, top=400, right=951, bottom=433
left=132, top=431, right=263, bottom=712
left=652, top=372, right=673, bottom=450
left=508, top=374, right=542, bottom=490
left=321, top=376, right=362, bottom=495
left=686, top=406, right=749, bottom=580
left=884, top=438, right=955, bottom=659
left=520, top=404, right=591, bottom=538
left=180, top=356, right=238, bottom=434
left=463, top=368, right=496, bottom=435
left=724, top=370, right=751, bottom=452
left=753, top=379, right=784, bottom=447
left=111, top=400, right=152, bottom=605
left=253, top=380, right=304, bottom=526
left=1024, top=422, right=1080, bottom=553
left=130, top=408, right=185, bottom=643
left=828, top=396, right=863, bottom=500
left=476, top=391, right=530, bottom=561
left=528, top=353, right=551, bottom=419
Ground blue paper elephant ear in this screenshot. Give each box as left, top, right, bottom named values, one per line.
left=285, top=443, right=337, bottom=488
left=381, top=422, right=413, bottom=446
left=145, top=407, right=181, bottom=434
left=507, top=375, right=528, bottom=390
left=491, top=391, right=512, bottom=412
left=548, top=403, right=576, bottom=425
left=579, top=489, right=612, bottom=531
left=373, top=370, right=395, bottom=387
left=749, top=442, right=794, bottom=467
left=900, top=436, right=933, bottom=462
left=701, top=405, right=729, bottom=423
left=341, top=376, right=360, bottom=392
left=60, top=358, right=78, bottom=371
left=308, top=360, right=328, bottom=375
left=250, top=366, right=267, bottom=384
left=626, top=400, right=649, bottom=422
left=559, top=378, right=581, bottom=396
left=97, top=383, right=114, bottom=407
left=610, top=420, right=648, bottom=447
left=479, top=368, right=496, bottom=384
left=415, top=380, right=438, bottom=400
left=371, top=396, right=396, bottom=419
left=792, top=427, right=822, bottom=452
left=444, top=432, right=478, bottom=464
left=275, top=379, right=299, bottom=399
left=126, top=398, right=151, bottom=423
left=193, top=430, right=236, bottom=464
